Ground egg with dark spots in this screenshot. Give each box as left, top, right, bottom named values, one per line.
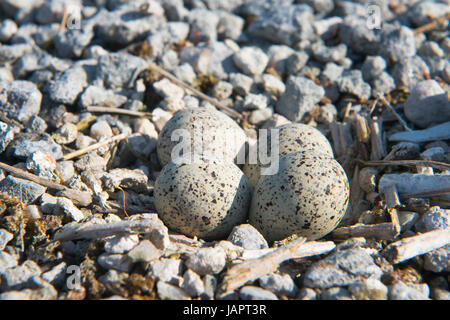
left=154, top=154, right=252, bottom=240
left=243, top=123, right=334, bottom=187
left=157, top=108, right=247, bottom=167
left=248, top=151, right=349, bottom=242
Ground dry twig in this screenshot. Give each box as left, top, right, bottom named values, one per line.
left=85, top=106, right=153, bottom=118
left=413, top=12, right=450, bottom=35
left=63, top=133, right=128, bottom=161
left=383, top=229, right=450, bottom=264
left=0, top=161, right=92, bottom=206
left=148, top=61, right=243, bottom=121
left=217, top=238, right=336, bottom=295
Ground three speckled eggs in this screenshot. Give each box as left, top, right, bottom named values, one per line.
left=154, top=108, right=349, bottom=242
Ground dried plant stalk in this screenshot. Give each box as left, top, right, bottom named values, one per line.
left=63, top=133, right=128, bottom=161
left=369, top=118, right=386, bottom=161
left=218, top=238, right=336, bottom=295
left=332, top=222, right=398, bottom=240
left=383, top=229, right=450, bottom=264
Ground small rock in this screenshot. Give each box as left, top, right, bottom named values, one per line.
left=148, top=258, right=183, bottom=284
left=96, top=52, right=148, bottom=89
left=53, top=123, right=78, bottom=145
left=243, top=93, right=269, bottom=110
left=54, top=28, right=94, bottom=59
left=403, top=80, right=450, bottom=128
left=79, top=85, right=127, bottom=109
left=201, top=274, right=217, bottom=300
left=0, top=121, right=14, bottom=153
left=381, top=26, right=416, bottom=63
left=101, top=168, right=149, bottom=193
left=416, top=206, right=449, bottom=232
left=423, top=244, right=450, bottom=273
left=185, top=247, right=226, bottom=276
left=229, top=73, right=253, bottom=96
left=7, top=133, right=63, bottom=160
left=153, top=78, right=185, bottom=100
left=0, top=175, right=46, bottom=204
left=361, top=56, right=387, bottom=82
left=320, top=287, right=352, bottom=300
left=97, top=253, right=133, bottom=273
left=56, top=197, right=85, bottom=222
left=297, top=287, right=317, bottom=300
left=0, top=19, right=18, bottom=42
left=47, top=66, right=88, bottom=105
left=337, top=70, right=371, bottom=101
left=211, top=81, right=233, bottom=100
left=233, top=47, right=269, bottom=76
left=371, top=72, right=396, bottom=97
left=248, top=4, right=314, bottom=46
left=41, top=262, right=67, bottom=287
left=104, top=234, right=139, bottom=254
left=188, top=9, right=219, bottom=43
left=0, top=291, right=31, bottom=300
left=0, top=260, right=41, bottom=291
left=348, top=279, right=388, bottom=300
left=183, top=269, right=205, bottom=298
left=389, top=281, right=430, bottom=300
left=173, top=63, right=196, bottom=85
left=227, top=224, right=268, bottom=250
left=74, top=153, right=107, bottom=172
left=261, top=114, right=291, bottom=129
left=0, top=229, right=13, bottom=251
left=90, top=120, right=113, bottom=140
left=26, top=150, right=58, bottom=182
left=303, top=248, right=383, bottom=289
left=262, top=74, right=285, bottom=98
left=249, top=108, right=273, bottom=126
left=239, top=286, right=278, bottom=300
left=258, top=273, right=297, bottom=297
left=276, top=76, right=325, bottom=122
left=392, top=56, right=430, bottom=90
left=126, top=240, right=162, bottom=264
left=0, top=251, right=18, bottom=274
left=56, top=161, right=75, bottom=184
left=157, top=281, right=190, bottom=300
left=25, top=115, right=48, bottom=134
left=0, top=80, right=42, bottom=123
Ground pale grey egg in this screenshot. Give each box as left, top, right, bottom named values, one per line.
left=243, top=123, right=334, bottom=187
left=156, top=108, right=247, bottom=167
left=154, top=154, right=252, bottom=240
left=249, top=151, right=349, bottom=242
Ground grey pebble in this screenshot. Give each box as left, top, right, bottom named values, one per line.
left=239, top=286, right=278, bottom=300
left=104, top=234, right=139, bottom=255
left=337, top=70, right=371, bottom=101
left=7, top=132, right=62, bottom=160
left=424, top=244, right=450, bottom=273
left=157, top=281, right=190, bottom=300
left=320, top=287, right=353, bottom=300
left=404, top=80, right=450, bottom=128
left=233, top=47, right=269, bottom=76
left=185, top=247, right=226, bottom=276
left=183, top=269, right=205, bottom=298
left=0, top=80, right=42, bottom=123
left=0, top=175, right=46, bottom=204
left=389, top=281, right=430, bottom=300
left=0, top=121, right=14, bottom=153
left=0, top=251, right=18, bottom=274
left=97, top=253, right=133, bottom=273
left=258, top=273, right=297, bottom=297
left=0, top=229, right=13, bottom=251
left=303, top=248, right=383, bottom=289
left=227, top=224, right=268, bottom=250
left=276, top=75, right=324, bottom=122
left=348, top=278, right=388, bottom=300
left=1, top=260, right=41, bottom=291
left=148, top=258, right=184, bottom=284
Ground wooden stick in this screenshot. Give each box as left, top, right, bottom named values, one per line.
left=217, top=238, right=336, bottom=295
left=377, top=94, right=411, bottom=131
left=400, top=187, right=450, bottom=199
left=53, top=214, right=170, bottom=249
left=369, top=118, right=386, bottom=161
left=413, top=12, right=450, bottom=35
left=148, top=61, right=243, bottom=120
left=85, top=106, right=153, bottom=118
left=331, top=222, right=398, bottom=240
left=384, top=185, right=401, bottom=235
left=383, top=229, right=450, bottom=264
left=358, top=159, right=450, bottom=171
left=63, top=133, right=128, bottom=161
left=0, top=161, right=92, bottom=206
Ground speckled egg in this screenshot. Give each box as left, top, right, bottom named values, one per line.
left=249, top=151, right=349, bottom=242
left=154, top=154, right=252, bottom=240
left=157, top=108, right=247, bottom=167
left=243, top=123, right=334, bottom=187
